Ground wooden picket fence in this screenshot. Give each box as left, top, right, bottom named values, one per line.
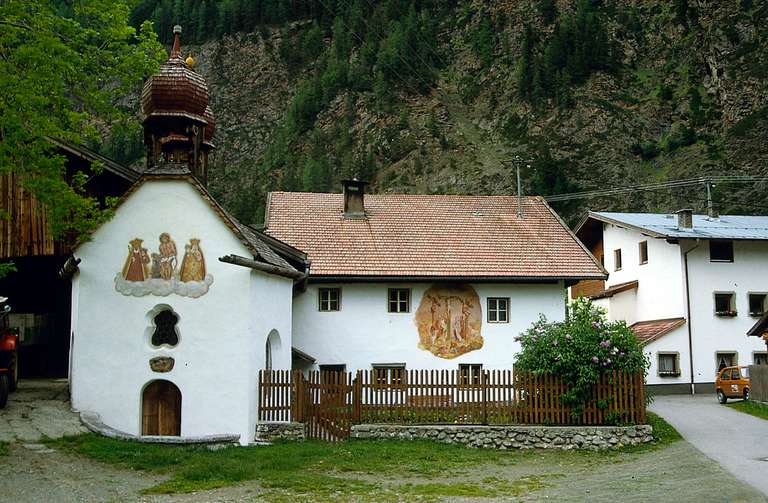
left=258, top=369, right=646, bottom=441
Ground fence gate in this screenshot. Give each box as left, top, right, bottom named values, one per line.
left=302, top=371, right=358, bottom=441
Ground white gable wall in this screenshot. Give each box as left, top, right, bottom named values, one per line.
left=292, top=282, right=565, bottom=371
left=602, top=224, right=685, bottom=323
left=71, top=179, right=291, bottom=444
left=686, top=239, right=768, bottom=384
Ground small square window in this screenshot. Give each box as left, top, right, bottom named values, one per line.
left=319, top=288, right=341, bottom=311
left=387, top=288, right=410, bottom=313
left=710, top=240, right=734, bottom=262
left=487, top=297, right=510, bottom=323
left=714, top=293, right=736, bottom=316
left=638, top=241, right=648, bottom=265
left=716, top=352, right=737, bottom=371
left=614, top=249, right=622, bottom=271
left=748, top=293, right=767, bottom=317
left=754, top=353, right=768, bottom=365
left=372, top=364, right=406, bottom=388
left=657, top=353, right=679, bottom=377
left=459, top=364, right=483, bottom=386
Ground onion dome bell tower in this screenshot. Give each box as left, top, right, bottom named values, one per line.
left=141, top=25, right=215, bottom=184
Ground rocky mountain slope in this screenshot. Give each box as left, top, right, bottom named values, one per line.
left=127, top=1, right=768, bottom=226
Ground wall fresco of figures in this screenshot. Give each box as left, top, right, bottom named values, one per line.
left=114, top=233, right=213, bottom=298
left=414, top=284, right=483, bottom=359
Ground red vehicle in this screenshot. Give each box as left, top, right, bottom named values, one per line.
left=0, top=297, right=18, bottom=409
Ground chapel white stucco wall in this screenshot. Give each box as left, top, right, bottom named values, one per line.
left=602, top=224, right=685, bottom=322
left=292, top=282, right=566, bottom=371
left=684, top=239, right=768, bottom=384
left=70, top=179, right=293, bottom=444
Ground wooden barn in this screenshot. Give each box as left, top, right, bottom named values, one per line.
left=0, top=139, right=139, bottom=377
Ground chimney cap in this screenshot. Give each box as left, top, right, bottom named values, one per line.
left=676, top=208, right=694, bottom=229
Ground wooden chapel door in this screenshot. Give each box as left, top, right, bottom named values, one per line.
left=142, top=380, right=181, bottom=436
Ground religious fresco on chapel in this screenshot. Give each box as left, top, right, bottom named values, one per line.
left=415, top=284, right=483, bottom=359
left=115, top=233, right=213, bottom=298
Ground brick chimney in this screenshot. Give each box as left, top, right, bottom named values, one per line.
left=342, top=179, right=368, bottom=218
left=676, top=209, right=693, bottom=229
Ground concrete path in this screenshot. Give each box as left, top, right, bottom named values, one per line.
left=650, top=394, right=768, bottom=497
left=0, top=379, right=87, bottom=442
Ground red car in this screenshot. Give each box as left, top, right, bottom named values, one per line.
left=0, top=297, right=18, bottom=408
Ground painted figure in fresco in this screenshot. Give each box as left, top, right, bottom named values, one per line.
left=180, top=238, right=206, bottom=282
left=158, top=233, right=178, bottom=280
left=150, top=253, right=162, bottom=279
left=122, top=238, right=150, bottom=281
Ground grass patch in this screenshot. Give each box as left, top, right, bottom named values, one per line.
left=727, top=400, right=768, bottom=421
left=48, top=435, right=531, bottom=499
left=0, top=441, right=8, bottom=457
left=48, top=420, right=675, bottom=500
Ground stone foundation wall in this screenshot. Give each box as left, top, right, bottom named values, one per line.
left=255, top=422, right=305, bottom=442
left=351, top=424, right=653, bottom=450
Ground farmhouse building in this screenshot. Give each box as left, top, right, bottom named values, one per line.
left=574, top=210, right=768, bottom=394
left=66, top=26, right=606, bottom=444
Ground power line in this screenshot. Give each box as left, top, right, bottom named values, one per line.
left=544, top=176, right=768, bottom=202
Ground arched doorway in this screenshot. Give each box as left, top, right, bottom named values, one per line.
left=142, top=380, right=181, bottom=436
left=265, top=329, right=281, bottom=370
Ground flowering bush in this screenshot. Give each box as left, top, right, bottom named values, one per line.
left=514, top=298, right=649, bottom=417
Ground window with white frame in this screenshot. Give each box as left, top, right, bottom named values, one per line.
left=487, top=297, right=509, bottom=323
left=614, top=249, right=622, bottom=271
left=387, top=288, right=410, bottom=313
left=709, top=240, right=734, bottom=262
left=754, top=353, right=768, bottom=366
left=657, top=353, right=680, bottom=376
left=638, top=241, right=648, bottom=265
left=748, top=293, right=767, bottom=317
left=318, top=288, right=341, bottom=311
left=459, top=364, right=483, bottom=385
left=716, top=352, right=737, bottom=372
left=372, top=364, right=406, bottom=388
left=714, top=292, right=736, bottom=316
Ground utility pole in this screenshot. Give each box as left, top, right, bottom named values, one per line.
left=502, top=156, right=533, bottom=219
left=705, top=179, right=715, bottom=218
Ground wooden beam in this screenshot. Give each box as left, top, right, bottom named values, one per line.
left=218, top=254, right=305, bottom=280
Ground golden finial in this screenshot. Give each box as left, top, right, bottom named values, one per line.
left=185, top=54, right=195, bottom=67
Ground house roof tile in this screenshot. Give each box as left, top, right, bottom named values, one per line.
left=265, top=192, right=606, bottom=279
left=630, top=317, right=686, bottom=345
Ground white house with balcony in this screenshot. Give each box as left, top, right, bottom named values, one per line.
left=573, top=210, right=768, bottom=394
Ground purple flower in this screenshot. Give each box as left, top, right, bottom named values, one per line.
left=600, top=340, right=612, bottom=348
left=591, top=356, right=599, bottom=364
left=606, top=358, right=612, bottom=364
left=592, top=321, right=602, bottom=329
left=619, top=352, right=625, bottom=357
left=565, top=334, right=573, bottom=341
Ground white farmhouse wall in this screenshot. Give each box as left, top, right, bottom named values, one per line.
left=685, top=239, right=768, bottom=384
left=71, top=179, right=292, bottom=444
left=603, top=224, right=685, bottom=322
left=292, top=282, right=566, bottom=371
left=644, top=324, right=690, bottom=387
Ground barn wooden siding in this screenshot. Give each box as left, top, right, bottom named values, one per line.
left=0, top=172, right=55, bottom=259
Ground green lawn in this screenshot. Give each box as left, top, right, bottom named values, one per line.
left=727, top=400, right=768, bottom=421
left=47, top=414, right=679, bottom=501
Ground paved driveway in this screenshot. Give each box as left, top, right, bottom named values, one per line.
left=650, top=394, right=768, bottom=497
left=0, top=379, right=87, bottom=442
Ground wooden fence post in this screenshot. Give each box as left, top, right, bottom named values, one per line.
left=481, top=370, right=488, bottom=425
left=353, top=370, right=362, bottom=423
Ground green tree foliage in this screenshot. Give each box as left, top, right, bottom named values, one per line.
left=470, top=17, right=496, bottom=68
left=0, top=1, right=164, bottom=263
left=515, top=299, right=649, bottom=420
left=537, top=0, right=558, bottom=25
left=518, top=1, right=616, bottom=106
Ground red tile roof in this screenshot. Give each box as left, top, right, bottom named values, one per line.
left=265, top=192, right=606, bottom=279
left=590, top=280, right=639, bottom=300
left=630, top=318, right=686, bottom=345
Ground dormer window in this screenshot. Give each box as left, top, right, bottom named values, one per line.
left=710, top=240, right=733, bottom=262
